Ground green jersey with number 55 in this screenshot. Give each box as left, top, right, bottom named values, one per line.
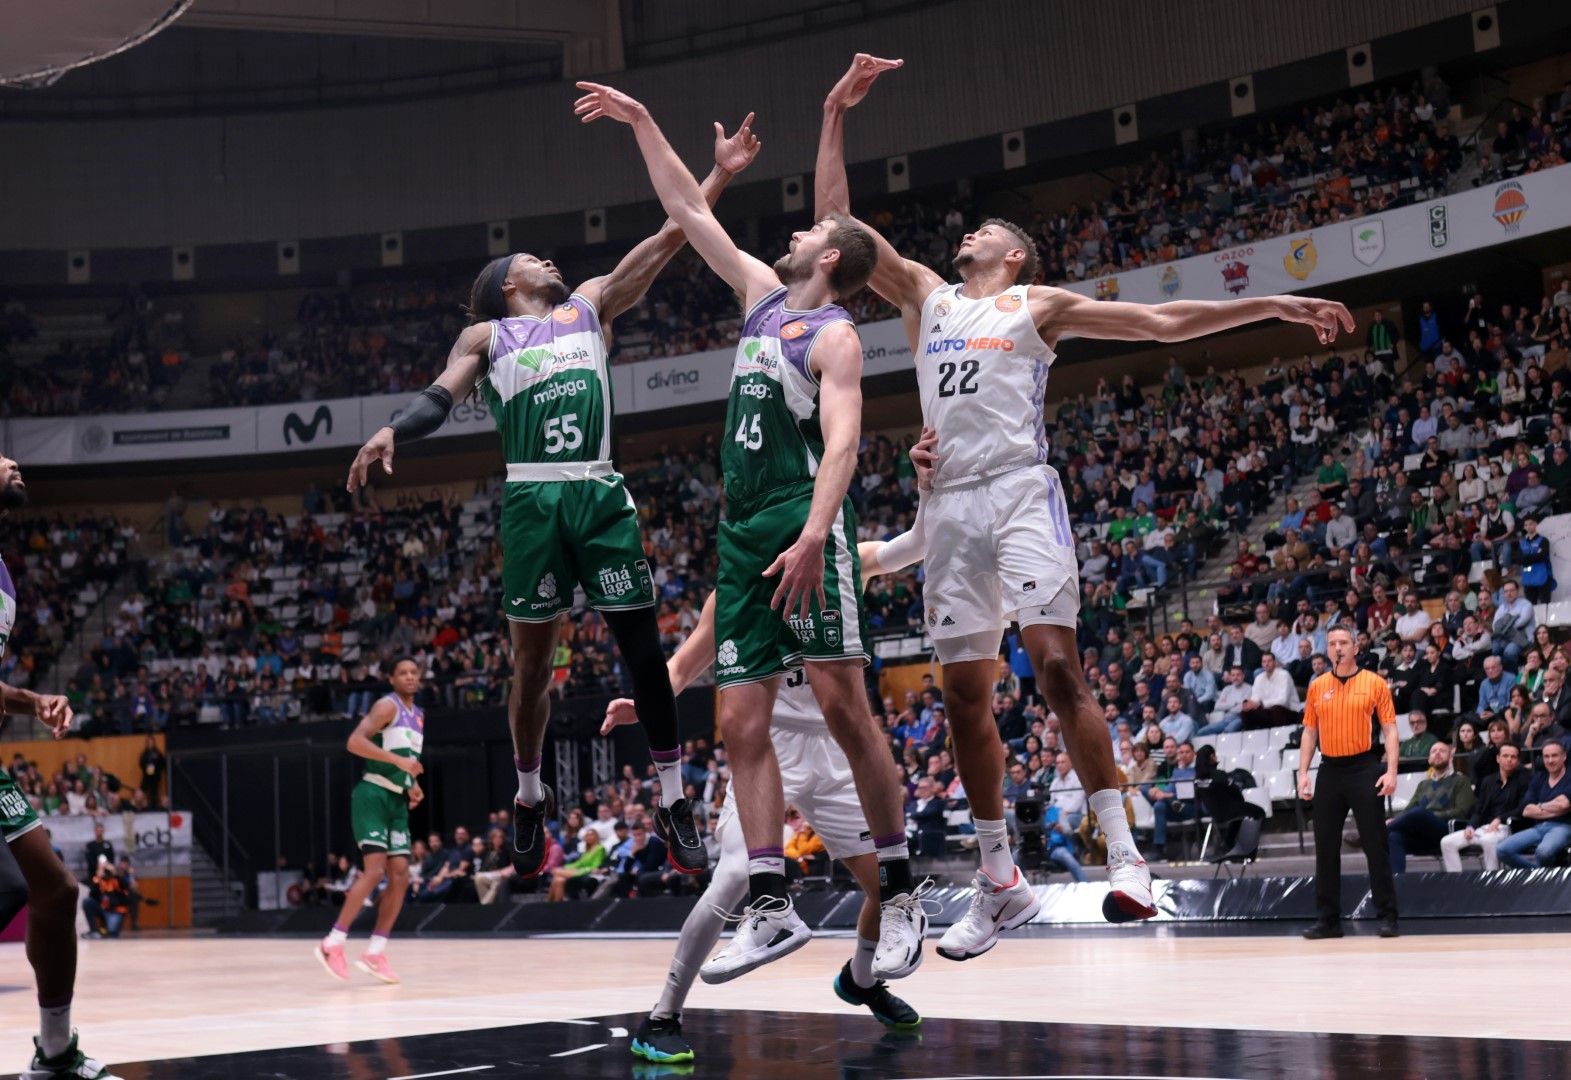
left=722, top=287, right=855, bottom=506
left=480, top=294, right=611, bottom=465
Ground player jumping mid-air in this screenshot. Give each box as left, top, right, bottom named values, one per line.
left=574, top=81, right=927, bottom=982
left=605, top=517, right=928, bottom=1064
left=314, top=657, right=426, bottom=985
left=0, top=456, right=123, bottom=1080
left=347, top=118, right=761, bottom=884
left=816, top=53, right=1354, bottom=957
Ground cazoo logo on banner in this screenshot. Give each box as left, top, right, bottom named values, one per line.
left=282, top=405, right=333, bottom=445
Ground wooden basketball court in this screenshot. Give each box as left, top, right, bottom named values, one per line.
left=3, top=926, right=1568, bottom=1076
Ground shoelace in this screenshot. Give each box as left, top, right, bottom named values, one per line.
left=1106, top=841, right=1145, bottom=871
left=957, top=870, right=1003, bottom=926
left=879, top=877, right=942, bottom=944
left=710, top=892, right=793, bottom=931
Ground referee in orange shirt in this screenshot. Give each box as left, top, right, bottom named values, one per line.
left=1297, top=625, right=1400, bottom=939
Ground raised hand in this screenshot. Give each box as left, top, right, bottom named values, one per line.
left=574, top=81, right=648, bottom=125
left=1277, top=296, right=1356, bottom=346
left=713, top=112, right=762, bottom=174
left=826, top=53, right=904, bottom=110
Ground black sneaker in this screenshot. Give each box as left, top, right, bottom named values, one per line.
left=1301, top=921, right=1343, bottom=940
left=511, top=788, right=556, bottom=878
left=630, top=1014, right=695, bottom=1063
left=1378, top=917, right=1400, bottom=938
left=832, top=960, right=922, bottom=1030
left=654, top=798, right=707, bottom=875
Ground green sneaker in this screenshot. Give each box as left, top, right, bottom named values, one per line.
left=630, top=1014, right=696, bottom=1064
left=23, top=1033, right=123, bottom=1079
left=833, top=960, right=923, bottom=1029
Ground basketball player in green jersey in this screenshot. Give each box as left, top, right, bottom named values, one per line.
left=347, top=118, right=760, bottom=880
left=314, top=657, right=424, bottom=985
left=0, top=456, right=122, bottom=1079
left=574, top=82, right=927, bottom=983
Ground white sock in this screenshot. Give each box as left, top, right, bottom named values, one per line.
left=974, top=817, right=1015, bottom=884
left=323, top=926, right=348, bottom=948
left=850, top=936, right=878, bottom=988
left=654, top=760, right=683, bottom=808
left=39, top=1002, right=71, bottom=1059
left=515, top=756, right=543, bottom=805
left=366, top=934, right=388, bottom=956
left=653, top=867, right=744, bottom=1019
left=1089, top=789, right=1136, bottom=850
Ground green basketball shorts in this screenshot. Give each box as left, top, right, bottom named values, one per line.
left=350, top=779, right=412, bottom=857
left=500, top=475, right=655, bottom=622
left=0, top=767, right=41, bottom=845
left=713, top=482, right=869, bottom=688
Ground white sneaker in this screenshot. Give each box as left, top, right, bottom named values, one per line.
left=936, top=868, right=1041, bottom=961
left=1103, top=840, right=1157, bottom=923
left=699, top=895, right=811, bottom=984
left=872, top=879, right=934, bottom=980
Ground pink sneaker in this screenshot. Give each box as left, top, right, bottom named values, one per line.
left=355, top=953, right=400, bottom=984
left=314, top=943, right=350, bottom=982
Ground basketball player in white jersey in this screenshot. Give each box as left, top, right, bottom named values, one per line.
left=602, top=524, right=926, bottom=1065
left=817, top=55, right=1354, bottom=957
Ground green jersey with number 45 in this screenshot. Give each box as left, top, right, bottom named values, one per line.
left=480, top=293, right=612, bottom=464
left=723, top=287, right=855, bottom=506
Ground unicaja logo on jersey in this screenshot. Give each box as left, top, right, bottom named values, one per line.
left=537, top=574, right=557, bottom=600
left=716, top=640, right=740, bottom=675
left=532, top=378, right=590, bottom=405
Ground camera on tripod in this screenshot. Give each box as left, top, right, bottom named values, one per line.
left=1013, top=788, right=1047, bottom=871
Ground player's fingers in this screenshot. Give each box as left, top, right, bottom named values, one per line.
left=574, top=81, right=607, bottom=93
left=381, top=446, right=394, bottom=475
left=741, top=111, right=755, bottom=132
left=770, top=579, right=787, bottom=611
left=816, top=583, right=827, bottom=613
left=762, top=553, right=783, bottom=578
left=581, top=110, right=604, bottom=124
left=1338, top=305, right=1356, bottom=332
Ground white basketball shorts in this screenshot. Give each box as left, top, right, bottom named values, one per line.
left=922, top=463, right=1080, bottom=660
left=717, top=723, right=874, bottom=862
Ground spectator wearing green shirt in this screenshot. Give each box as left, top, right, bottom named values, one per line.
left=547, top=829, right=607, bottom=901
left=1399, top=710, right=1439, bottom=760
left=1315, top=452, right=1348, bottom=500
left=1386, top=741, right=1476, bottom=872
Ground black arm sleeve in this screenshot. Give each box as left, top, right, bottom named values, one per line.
left=388, top=384, right=454, bottom=443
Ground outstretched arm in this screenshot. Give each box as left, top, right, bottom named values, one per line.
left=1027, top=286, right=1356, bottom=349
left=815, top=54, right=940, bottom=315
left=575, top=82, right=778, bottom=306
left=346, top=322, right=488, bottom=492
left=580, top=116, right=761, bottom=322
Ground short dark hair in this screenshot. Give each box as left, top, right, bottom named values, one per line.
left=825, top=214, right=877, bottom=299
left=980, top=217, right=1040, bottom=285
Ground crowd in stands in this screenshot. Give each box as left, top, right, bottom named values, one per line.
left=15, top=75, right=1571, bottom=415
left=0, top=294, right=188, bottom=417
left=5, top=738, right=168, bottom=830
left=0, top=512, right=141, bottom=701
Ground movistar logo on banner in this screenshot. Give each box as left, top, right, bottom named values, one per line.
left=283, top=405, right=333, bottom=445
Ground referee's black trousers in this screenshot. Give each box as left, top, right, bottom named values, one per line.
left=1312, top=751, right=1398, bottom=924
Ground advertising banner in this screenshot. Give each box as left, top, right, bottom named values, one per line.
left=9, top=165, right=1569, bottom=465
